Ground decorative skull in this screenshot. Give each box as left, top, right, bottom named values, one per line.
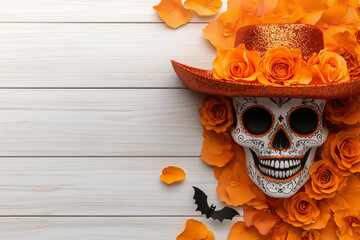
left=232, top=97, right=328, bottom=198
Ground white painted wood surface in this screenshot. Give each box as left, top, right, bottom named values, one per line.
left=0, top=89, right=204, bottom=156
left=0, top=0, right=239, bottom=239
left=0, top=217, right=240, bottom=240
left=0, top=157, right=243, bottom=215
left=0, top=24, right=215, bottom=87
left=0, top=0, right=225, bottom=23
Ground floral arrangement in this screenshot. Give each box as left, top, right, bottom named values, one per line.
left=154, top=0, right=360, bottom=239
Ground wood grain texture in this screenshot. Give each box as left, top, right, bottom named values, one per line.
left=0, top=23, right=215, bottom=88
left=0, top=157, right=245, bottom=215
left=0, top=89, right=205, bottom=156
left=0, top=0, right=225, bottom=23
left=0, top=217, right=239, bottom=240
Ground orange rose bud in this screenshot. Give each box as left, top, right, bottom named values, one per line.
left=258, top=46, right=312, bottom=85
left=213, top=44, right=261, bottom=82
left=308, top=50, right=350, bottom=84
left=160, top=166, right=185, bottom=184
left=199, top=96, right=233, bottom=133
left=201, top=130, right=234, bottom=167
left=276, top=191, right=331, bottom=230
left=153, top=0, right=191, bottom=29
left=320, top=131, right=360, bottom=175
left=325, top=96, right=360, bottom=126
left=304, top=160, right=347, bottom=200
left=177, top=219, right=215, bottom=240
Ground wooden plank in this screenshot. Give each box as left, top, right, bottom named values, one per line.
left=0, top=217, right=239, bottom=240
left=0, top=89, right=206, bottom=156
left=0, top=23, right=215, bottom=88
left=0, top=157, right=245, bottom=216
left=0, top=0, right=225, bottom=23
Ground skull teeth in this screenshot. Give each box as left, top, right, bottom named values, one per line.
left=259, top=159, right=301, bottom=169
left=251, top=149, right=311, bottom=180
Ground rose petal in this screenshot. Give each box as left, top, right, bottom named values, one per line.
left=203, top=7, right=261, bottom=49
left=177, top=219, right=214, bottom=240
left=184, top=0, right=222, bottom=16
left=160, top=166, right=185, bottom=184
left=243, top=207, right=278, bottom=235
left=153, top=0, right=191, bottom=29
left=228, top=221, right=263, bottom=240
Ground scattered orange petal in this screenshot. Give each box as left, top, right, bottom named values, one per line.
left=261, top=0, right=306, bottom=23
left=203, top=7, right=261, bottom=49
left=216, top=146, right=267, bottom=207
left=200, top=130, right=234, bottom=167
left=243, top=207, right=279, bottom=235
left=153, top=0, right=192, bottom=29
left=184, top=0, right=222, bottom=16
left=160, top=166, right=185, bottom=184
left=228, top=221, right=263, bottom=240
left=177, top=219, right=215, bottom=240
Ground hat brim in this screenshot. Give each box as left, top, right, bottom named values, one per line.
left=172, top=60, right=360, bottom=99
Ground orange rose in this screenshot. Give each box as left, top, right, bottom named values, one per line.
left=258, top=46, right=312, bottom=85
left=320, top=131, right=360, bottom=175
left=308, top=50, right=350, bottom=84
left=334, top=209, right=360, bottom=240
left=276, top=191, right=331, bottom=230
left=304, top=160, right=347, bottom=200
left=201, top=130, right=234, bottom=167
left=337, top=48, right=360, bottom=81
left=216, top=146, right=267, bottom=206
left=325, top=96, right=360, bottom=126
left=212, top=44, right=261, bottom=82
left=199, top=96, right=233, bottom=133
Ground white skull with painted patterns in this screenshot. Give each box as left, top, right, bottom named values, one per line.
left=231, top=97, right=328, bottom=198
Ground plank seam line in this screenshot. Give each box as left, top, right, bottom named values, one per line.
left=0, top=87, right=188, bottom=90
left=0, top=22, right=210, bottom=24
left=0, top=156, right=200, bottom=158
left=0, top=215, right=203, bottom=218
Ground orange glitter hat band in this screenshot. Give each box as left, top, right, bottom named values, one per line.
left=172, top=24, right=360, bottom=99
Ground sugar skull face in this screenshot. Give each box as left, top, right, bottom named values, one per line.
left=232, top=97, right=328, bottom=198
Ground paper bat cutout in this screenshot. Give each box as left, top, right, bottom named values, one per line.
left=192, top=186, right=239, bottom=222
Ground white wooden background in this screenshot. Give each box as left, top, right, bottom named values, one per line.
left=0, top=1, right=243, bottom=239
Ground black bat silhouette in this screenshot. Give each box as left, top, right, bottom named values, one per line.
left=192, top=186, right=239, bottom=222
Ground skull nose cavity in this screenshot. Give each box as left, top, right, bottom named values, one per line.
left=272, top=128, right=290, bottom=150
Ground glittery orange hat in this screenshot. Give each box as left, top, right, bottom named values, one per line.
left=172, top=24, right=360, bottom=99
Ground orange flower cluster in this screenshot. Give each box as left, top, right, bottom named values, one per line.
left=196, top=94, right=360, bottom=239
left=213, top=45, right=351, bottom=86
left=155, top=0, right=360, bottom=238
left=204, top=0, right=360, bottom=85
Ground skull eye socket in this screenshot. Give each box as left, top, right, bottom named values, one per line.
left=242, top=106, right=273, bottom=135
left=289, top=107, right=319, bottom=135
